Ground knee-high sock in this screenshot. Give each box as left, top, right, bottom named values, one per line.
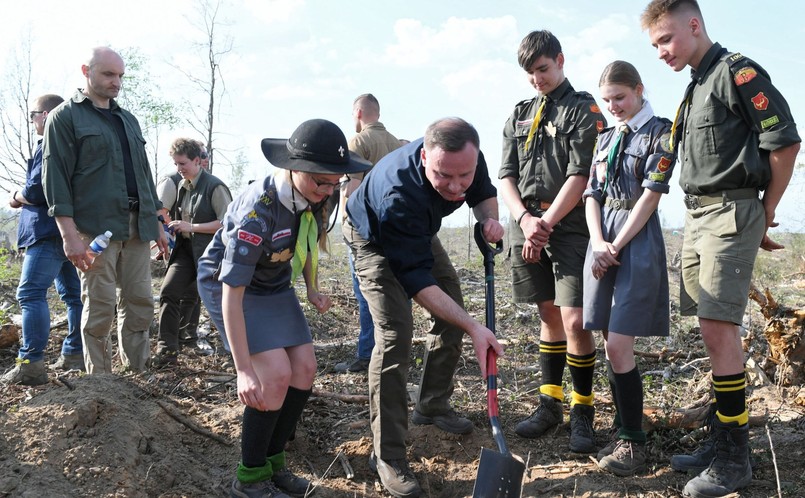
left=267, top=387, right=312, bottom=459
left=241, top=406, right=280, bottom=468
left=613, top=366, right=645, bottom=442
left=567, top=351, right=596, bottom=406
left=539, top=340, right=567, bottom=400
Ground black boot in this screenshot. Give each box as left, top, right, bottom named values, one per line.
left=671, top=404, right=717, bottom=473
left=682, top=419, right=752, bottom=498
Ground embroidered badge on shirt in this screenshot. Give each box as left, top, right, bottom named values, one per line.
left=751, top=92, right=769, bottom=111
left=734, top=67, right=757, bottom=86
left=270, top=248, right=292, bottom=263
left=238, top=230, right=263, bottom=246
left=272, top=228, right=292, bottom=241
left=544, top=121, right=557, bottom=138
left=657, top=156, right=672, bottom=172
left=648, top=172, right=666, bottom=182
left=596, top=120, right=604, bottom=133
left=590, top=104, right=601, bottom=113
left=761, top=115, right=780, bottom=130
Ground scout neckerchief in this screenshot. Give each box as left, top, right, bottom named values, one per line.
left=289, top=182, right=319, bottom=291
left=603, top=125, right=629, bottom=193
left=524, top=95, right=547, bottom=152
left=669, top=78, right=696, bottom=153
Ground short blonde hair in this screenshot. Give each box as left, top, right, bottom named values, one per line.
left=640, top=0, right=702, bottom=30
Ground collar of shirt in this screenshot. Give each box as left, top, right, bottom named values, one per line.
left=181, top=175, right=199, bottom=191
left=625, top=100, right=655, bottom=133
left=691, top=42, right=727, bottom=84
left=275, top=169, right=310, bottom=213
left=361, top=121, right=387, bottom=132
left=542, top=78, right=573, bottom=103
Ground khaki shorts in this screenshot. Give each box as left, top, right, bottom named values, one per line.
left=680, top=197, right=765, bottom=324
left=509, top=211, right=588, bottom=308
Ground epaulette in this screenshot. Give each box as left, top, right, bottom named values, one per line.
left=515, top=97, right=536, bottom=107
left=723, top=51, right=769, bottom=85
left=724, top=52, right=745, bottom=67
left=575, top=90, right=596, bottom=100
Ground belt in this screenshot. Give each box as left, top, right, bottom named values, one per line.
left=526, top=199, right=553, bottom=211
left=128, top=197, right=140, bottom=212
left=683, top=188, right=757, bottom=210
left=604, top=197, right=638, bottom=210
left=525, top=198, right=584, bottom=212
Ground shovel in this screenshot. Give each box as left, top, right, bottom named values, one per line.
left=472, top=222, right=525, bottom=498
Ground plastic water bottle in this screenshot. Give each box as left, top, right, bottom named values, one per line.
left=88, top=231, right=112, bottom=255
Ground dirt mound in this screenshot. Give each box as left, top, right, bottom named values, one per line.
left=0, top=374, right=240, bottom=497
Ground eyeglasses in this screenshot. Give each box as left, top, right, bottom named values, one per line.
left=29, top=110, right=45, bottom=120
left=311, top=176, right=350, bottom=192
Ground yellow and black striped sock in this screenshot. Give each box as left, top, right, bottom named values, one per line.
left=567, top=351, right=596, bottom=404
left=713, top=371, right=748, bottom=426
left=539, top=340, right=567, bottom=401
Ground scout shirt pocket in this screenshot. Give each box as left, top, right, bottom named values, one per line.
left=513, top=120, right=535, bottom=166
left=622, top=135, right=649, bottom=182
left=74, top=126, right=108, bottom=175
left=691, top=105, right=728, bottom=156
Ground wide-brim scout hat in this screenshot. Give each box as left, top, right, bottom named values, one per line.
left=261, top=119, right=372, bottom=175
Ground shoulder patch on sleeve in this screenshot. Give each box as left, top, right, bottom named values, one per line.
left=659, top=132, right=672, bottom=153
left=590, top=104, right=601, bottom=114
left=733, top=66, right=758, bottom=86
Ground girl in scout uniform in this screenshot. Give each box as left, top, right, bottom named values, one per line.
left=581, top=61, right=676, bottom=476
left=197, top=119, right=371, bottom=498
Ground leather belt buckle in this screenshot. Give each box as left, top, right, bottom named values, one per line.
left=683, top=194, right=700, bottom=210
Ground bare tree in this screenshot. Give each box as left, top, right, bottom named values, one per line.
left=0, top=32, right=36, bottom=193
left=116, top=48, right=181, bottom=179
left=229, top=149, right=247, bottom=195
left=175, top=0, right=233, bottom=175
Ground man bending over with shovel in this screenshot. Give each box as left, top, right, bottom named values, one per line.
left=345, top=117, right=504, bottom=498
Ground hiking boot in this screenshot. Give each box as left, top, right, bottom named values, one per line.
left=515, top=394, right=563, bottom=438
left=231, top=478, right=290, bottom=498
left=152, top=350, right=178, bottom=368
left=569, top=404, right=596, bottom=453
left=369, top=451, right=422, bottom=498
left=49, top=353, right=85, bottom=372
left=598, top=440, right=647, bottom=476
left=682, top=420, right=752, bottom=498
left=1, top=359, right=47, bottom=386
left=411, top=408, right=473, bottom=435
left=334, top=357, right=370, bottom=373
left=597, top=426, right=620, bottom=460
left=272, top=468, right=313, bottom=497
left=672, top=404, right=717, bottom=473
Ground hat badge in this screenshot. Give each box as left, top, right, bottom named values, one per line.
left=338, top=145, right=345, bottom=158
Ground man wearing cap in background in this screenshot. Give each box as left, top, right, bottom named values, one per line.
left=345, top=117, right=504, bottom=498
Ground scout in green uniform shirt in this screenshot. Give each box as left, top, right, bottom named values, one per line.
left=643, top=1, right=801, bottom=497
left=499, top=29, right=606, bottom=454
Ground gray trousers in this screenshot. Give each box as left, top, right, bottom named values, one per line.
left=344, top=221, right=464, bottom=460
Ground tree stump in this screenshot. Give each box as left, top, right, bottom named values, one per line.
left=748, top=284, right=805, bottom=385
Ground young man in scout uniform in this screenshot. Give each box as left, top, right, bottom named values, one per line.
left=642, top=1, right=800, bottom=497
left=499, top=29, right=607, bottom=453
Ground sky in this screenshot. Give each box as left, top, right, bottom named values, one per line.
left=2, top=0, right=804, bottom=230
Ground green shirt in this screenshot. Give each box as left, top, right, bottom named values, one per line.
left=679, top=43, right=801, bottom=194
left=500, top=78, right=606, bottom=201
left=42, top=90, right=162, bottom=241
